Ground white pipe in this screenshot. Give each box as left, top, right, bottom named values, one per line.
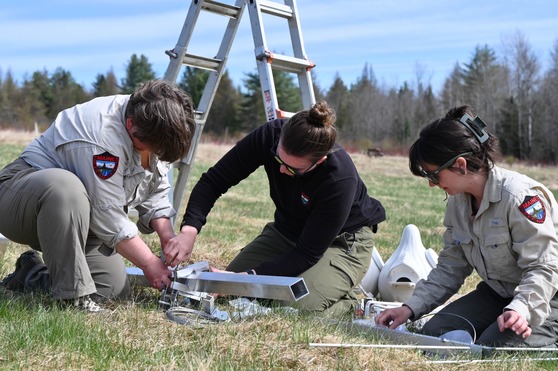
left=309, top=342, right=558, bottom=353
left=416, top=357, right=558, bottom=365
left=308, top=343, right=470, bottom=350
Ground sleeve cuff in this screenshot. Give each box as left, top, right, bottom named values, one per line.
left=505, top=299, right=534, bottom=325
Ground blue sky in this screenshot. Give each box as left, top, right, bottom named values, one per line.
left=1, top=0, right=557, bottom=95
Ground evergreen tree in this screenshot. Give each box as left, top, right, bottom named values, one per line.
left=310, top=69, right=324, bottom=101
left=498, top=96, right=520, bottom=158
left=532, top=39, right=558, bottom=163
left=325, top=74, right=350, bottom=131
left=48, top=68, right=90, bottom=121
left=393, top=82, right=414, bottom=145
left=440, top=62, right=466, bottom=109
left=93, top=69, right=120, bottom=97
left=178, top=68, right=243, bottom=135
left=205, top=71, right=242, bottom=135
left=461, top=45, right=509, bottom=137
left=274, top=70, right=303, bottom=113
left=239, top=72, right=265, bottom=130
left=120, top=54, right=156, bottom=94
left=178, top=66, right=209, bottom=106
left=19, top=73, right=50, bottom=130
left=239, top=69, right=302, bottom=131
left=0, top=70, right=18, bottom=128
left=29, top=70, right=53, bottom=117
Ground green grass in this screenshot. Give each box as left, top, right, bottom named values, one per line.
left=0, top=143, right=25, bottom=169
left=2, top=138, right=558, bottom=369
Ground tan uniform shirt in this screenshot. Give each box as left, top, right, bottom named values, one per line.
left=405, top=166, right=558, bottom=326
left=21, top=95, right=175, bottom=251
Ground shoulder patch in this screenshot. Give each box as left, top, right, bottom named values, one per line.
left=518, top=195, right=546, bottom=224
left=93, top=151, right=119, bottom=180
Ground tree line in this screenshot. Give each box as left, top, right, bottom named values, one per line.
left=2, top=31, right=558, bottom=164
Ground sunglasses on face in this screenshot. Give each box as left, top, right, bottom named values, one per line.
left=420, top=152, right=472, bottom=185
left=272, top=148, right=318, bottom=177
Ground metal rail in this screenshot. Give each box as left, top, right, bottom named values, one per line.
left=172, top=271, right=308, bottom=302
left=126, top=262, right=309, bottom=302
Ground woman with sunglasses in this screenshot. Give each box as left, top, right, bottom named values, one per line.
left=376, top=105, right=558, bottom=348
left=165, top=100, right=386, bottom=314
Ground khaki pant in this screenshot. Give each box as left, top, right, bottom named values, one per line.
left=0, top=159, right=130, bottom=300
left=227, top=222, right=375, bottom=315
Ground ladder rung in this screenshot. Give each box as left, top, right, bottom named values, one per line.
left=194, top=111, right=204, bottom=120
left=181, top=53, right=222, bottom=71
left=201, top=0, right=242, bottom=18
left=258, top=0, right=293, bottom=19
left=256, top=50, right=315, bottom=74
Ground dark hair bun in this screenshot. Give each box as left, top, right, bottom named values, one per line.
left=445, top=105, right=471, bottom=120
left=308, top=100, right=336, bottom=127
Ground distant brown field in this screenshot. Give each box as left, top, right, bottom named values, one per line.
left=0, top=128, right=40, bottom=146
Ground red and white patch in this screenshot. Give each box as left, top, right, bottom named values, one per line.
left=93, top=151, right=119, bottom=180
left=518, top=195, right=546, bottom=224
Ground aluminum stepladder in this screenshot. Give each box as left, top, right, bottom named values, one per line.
left=163, top=0, right=316, bottom=216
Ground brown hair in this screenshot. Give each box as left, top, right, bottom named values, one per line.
left=125, top=80, right=195, bottom=162
left=409, top=105, right=501, bottom=177
left=279, top=100, right=337, bottom=162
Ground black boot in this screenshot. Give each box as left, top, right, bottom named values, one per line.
left=1, top=250, right=49, bottom=292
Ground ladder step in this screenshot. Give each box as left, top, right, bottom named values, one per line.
left=258, top=0, right=293, bottom=19
left=201, top=0, right=242, bottom=18
left=256, top=49, right=315, bottom=74
left=181, top=53, right=223, bottom=71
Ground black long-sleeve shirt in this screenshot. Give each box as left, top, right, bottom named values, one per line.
left=181, top=119, right=386, bottom=276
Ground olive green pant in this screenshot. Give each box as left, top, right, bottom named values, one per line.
left=227, top=222, right=375, bottom=315
left=0, top=159, right=131, bottom=300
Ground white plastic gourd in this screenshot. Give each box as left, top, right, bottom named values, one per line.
left=0, top=232, right=9, bottom=262
left=377, top=224, right=438, bottom=302
left=359, top=247, right=384, bottom=296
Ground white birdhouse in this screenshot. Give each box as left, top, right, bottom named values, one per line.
left=377, top=224, right=438, bottom=302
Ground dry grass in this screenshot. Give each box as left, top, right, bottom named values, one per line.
left=2, top=130, right=558, bottom=369
left=0, top=128, right=40, bottom=146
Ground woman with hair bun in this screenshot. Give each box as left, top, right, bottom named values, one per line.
left=376, top=105, right=558, bottom=348
left=166, top=101, right=386, bottom=314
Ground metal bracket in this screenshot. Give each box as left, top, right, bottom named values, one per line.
left=126, top=261, right=309, bottom=324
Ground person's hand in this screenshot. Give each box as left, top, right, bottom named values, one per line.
left=163, top=225, right=197, bottom=267
left=150, top=218, right=176, bottom=251
left=210, top=266, right=233, bottom=274
left=497, top=310, right=531, bottom=338
left=375, top=305, right=413, bottom=329
left=141, top=255, right=172, bottom=290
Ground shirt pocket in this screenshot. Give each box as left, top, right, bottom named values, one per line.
left=482, top=233, right=519, bottom=278
left=123, top=165, right=145, bottom=200
left=450, top=229, right=474, bottom=263
left=451, top=229, right=472, bottom=246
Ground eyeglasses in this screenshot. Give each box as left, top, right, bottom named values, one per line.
left=272, top=148, right=318, bottom=177
left=420, top=152, right=472, bottom=185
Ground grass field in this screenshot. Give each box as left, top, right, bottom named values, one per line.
left=1, top=130, right=558, bottom=369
